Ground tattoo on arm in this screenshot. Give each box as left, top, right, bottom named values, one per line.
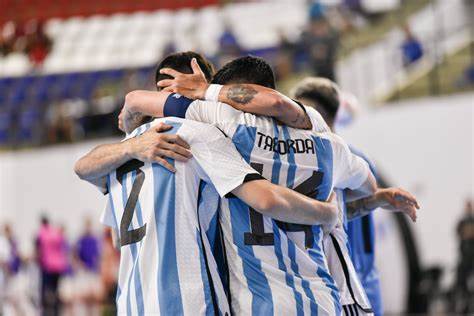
left=290, top=109, right=313, bottom=129
left=125, top=110, right=150, bottom=132
left=346, top=198, right=373, bottom=220
left=226, top=84, right=258, bottom=105
left=129, top=110, right=146, bottom=125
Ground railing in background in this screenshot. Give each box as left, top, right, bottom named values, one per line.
left=336, top=0, right=473, bottom=105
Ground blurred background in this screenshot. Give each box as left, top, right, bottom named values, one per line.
left=0, top=0, right=472, bottom=315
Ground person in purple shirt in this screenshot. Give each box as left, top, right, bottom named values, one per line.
left=75, top=217, right=100, bottom=272
left=3, top=224, right=21, bottom=274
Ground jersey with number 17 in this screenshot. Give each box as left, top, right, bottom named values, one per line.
left=100, top=117, right=260, bottom=316
left=163, top=95, right=372, bottom=315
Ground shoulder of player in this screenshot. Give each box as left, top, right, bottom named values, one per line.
left=303, top=105, right=331, bottom=132
left=177, top=119, right=227, bottom=143
left=348, top=145, right=377, bottom=172
left=312, top=131, right=350, bottom=154
left=190, top=100, right=241, bottom=115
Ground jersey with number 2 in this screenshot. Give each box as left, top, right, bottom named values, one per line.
left=100, top=117, right=259, bottom=316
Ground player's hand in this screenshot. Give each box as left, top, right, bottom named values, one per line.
left=157, top=58, right=209, bottom=100
left=126, top=123, right=192, bottom=172
left=376, top=188, right=420, bottom=222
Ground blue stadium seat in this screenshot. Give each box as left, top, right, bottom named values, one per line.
left=0, top=110, right=13, bottom=145
left=18, top=104, right=44, bottom=143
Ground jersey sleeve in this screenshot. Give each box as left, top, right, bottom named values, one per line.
left=331, top=134, right=371, bottom=190
left=162, top=93, right=194, bottom=118
left=303, top=104, right=331, bottom=133
left=100, top=176, right=118, bottom=229
left=190, top=125, right=263, bottom=197
left=100, top=199, right=117, bottom=228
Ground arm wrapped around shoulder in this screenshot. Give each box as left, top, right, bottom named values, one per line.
left=231, top=179, right=338, bottom=226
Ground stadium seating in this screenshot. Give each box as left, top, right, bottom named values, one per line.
left=0, top=2, right=310, bottom=146
left=2, top=2, right=307, bottom=76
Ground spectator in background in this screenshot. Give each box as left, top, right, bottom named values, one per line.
left=453, top=199, right=474, bottom=313
left=2, top=224, right=21, bottom=276
left=299, top=10, right=340, bottom=81
left=46, top=102, right=77, bottom=144
left=24, top=20, right=52, bottom=67
left=456, top=64, right=474, bottom=87
left=0, top=224, right=11, bottom=313
left=2, top=223, right=38, bottom=315
left=76, top=218, right=100, bottom=272
left=36, top=216, right=69, bottom=316
left=76, top=217, right=102, bottom=315
left=275, top=29, right=296, bottom=80
left=401, top=23, right=423, bottom=67
left=217, top=24, right=242, bottom=67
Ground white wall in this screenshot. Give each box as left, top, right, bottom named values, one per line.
left=327, top=92, right=473, bottom=313
left=338, top=92, right=473, bottom=297
left=0, top=138, right=119, bottom=254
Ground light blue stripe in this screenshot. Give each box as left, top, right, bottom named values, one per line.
left=119, top=173, right=133, bottom=316
left=197, top=181, right=215, bottom=316
left=282, top=126, right=296, bottom=188
left=228, top=198, right=274, bottom=314
left=271, top=121, right=282, bottom=184
left=230, top=125, right=274, bottom=314
left=272, top=224, right=302, bottom=315
left=153, top=122, right=184, bottom=314
left=106, top=175, right=121, bottom=305
left=231, top=124, right=257, bottom=163
left=130, top=171, right=145, bottom=316
left=282, top=126, right=318, bottom=315
left=276, top=126, right=304, bottom=315
left=196, top=229, right=215, bottom=316
left=312, top=136, right=333, bottom=201
left=311, top=136, right=341, bottom=314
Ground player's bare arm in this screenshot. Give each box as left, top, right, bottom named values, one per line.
left=346, top=187, right=420, bottom=222
left=74, top=123, right=192, bottom=187
left=120, top=90, right=172, bottom=133
left=231, top=179, right=337, bottom=227
left=157, top=58, right=312, bottom=129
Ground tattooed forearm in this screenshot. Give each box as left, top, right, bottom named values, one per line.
left=290, top=111, right=312, bottom=129
left=226, top=84, right=258, bottom=105
left=346, top=197, right=374, bottom=220
left=124, top=110, right=150, bottom=133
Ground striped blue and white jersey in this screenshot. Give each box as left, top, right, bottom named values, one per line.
left=100, top=117, right=259, bottom=316
left=323, top=190, right=373, bottom=315
left=163, top=96, right=371, bottom=315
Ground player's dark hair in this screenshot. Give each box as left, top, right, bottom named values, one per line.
left=212, top=56, right=276, bottom=89
left=154, top=51, right=215, bottom=88
left=291, top=77, right=340, bottom=121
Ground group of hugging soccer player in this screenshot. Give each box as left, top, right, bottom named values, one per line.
left=74, top=51, right=420, bottom=316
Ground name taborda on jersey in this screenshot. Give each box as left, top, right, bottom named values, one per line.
left=256, top=131, right=315, bottom=155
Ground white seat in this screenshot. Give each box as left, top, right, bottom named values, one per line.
left=44, top=18, right=64, bottom=39
left=2, top=53, right=31, bottom=77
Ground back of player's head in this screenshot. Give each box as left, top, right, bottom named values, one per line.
left=290, top=77, right=340, bottom=125
left=155, top=51, right=215, bottom=89
left=212, top=56, right=276, bottom=89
